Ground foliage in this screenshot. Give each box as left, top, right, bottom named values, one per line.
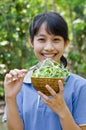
left=55, top=0, right=86, bottom=76
left=0, top=0, right=86, bottom=98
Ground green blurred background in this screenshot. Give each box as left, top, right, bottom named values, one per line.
left=0, top=0, right=86, bottom=129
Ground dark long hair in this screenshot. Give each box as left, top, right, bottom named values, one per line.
left=29, top=12, right=69, bottom=67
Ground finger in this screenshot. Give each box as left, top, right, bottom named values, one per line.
left=10, top=69, right=18, bottom=77
left=4, top=69, right=28, bottom=84
left=5, top=73, right=13, bottom=82
left=45, top=85, right=57, bottom=98
left=13, top=69, right=22, bottom=78
left=58, top=80, right=64, bottom=95
left=16, top=75, right=25, bottom=88
left=19, top=69, right=28, bottom=77
left=20, top=69, right=28, bottom=73
left=9, top=69, right=28, bottom=81
left=14, top=69, right=28, bottom=77
left=11, top=69, right=28, bottom=84
left=38, top=91, right=50, bottom=104
left=10, top=69, right=27, bottom=75
left=9, top=70, right=19, bottom=82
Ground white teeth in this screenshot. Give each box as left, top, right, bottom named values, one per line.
left=43, top=54, right=55, bottom=58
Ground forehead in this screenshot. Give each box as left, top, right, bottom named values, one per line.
left=36, top=23, right=47, bottom=34
left=36, top=22, right=56, bottom=36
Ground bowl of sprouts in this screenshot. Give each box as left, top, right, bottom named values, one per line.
left=31, top=58, right=70, bottom=96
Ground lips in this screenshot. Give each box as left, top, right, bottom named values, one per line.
left=41, top=53, right=57, bottom=58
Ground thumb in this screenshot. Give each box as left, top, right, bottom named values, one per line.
left=16, top=76, right=24, bottom=88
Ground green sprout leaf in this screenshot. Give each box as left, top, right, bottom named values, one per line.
left=32, top=58, right=70, bottom=78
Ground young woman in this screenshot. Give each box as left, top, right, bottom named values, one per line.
left=3, top=12, right=86, bottom=130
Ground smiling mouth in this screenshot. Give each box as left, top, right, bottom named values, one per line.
left=41, top=53, right=57, bottom=58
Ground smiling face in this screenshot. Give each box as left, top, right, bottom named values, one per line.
left=31, top=23, right=68, bottom=63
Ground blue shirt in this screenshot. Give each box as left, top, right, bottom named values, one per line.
left=15, top=72, right=86, bottom=130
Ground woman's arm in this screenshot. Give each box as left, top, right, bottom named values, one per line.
left=4, top=69, right=28, bottom=130
left=59, top=106, right=82, bottom=130
left=6, top=99, right=24, bottom=130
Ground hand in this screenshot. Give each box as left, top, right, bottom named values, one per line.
left=38, top=80, right=67, bottom=118
left=4, top=69, right=28, bottom=100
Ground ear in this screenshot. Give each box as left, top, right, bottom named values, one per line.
left=64, top=40, right=69, bottom=49
left=29, top=39, right=34, bottom=48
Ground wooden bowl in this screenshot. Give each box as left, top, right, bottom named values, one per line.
left=31, top=77, right=64, bottom=96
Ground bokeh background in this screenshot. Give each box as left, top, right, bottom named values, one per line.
left=0, top=0, right=86, bottom=129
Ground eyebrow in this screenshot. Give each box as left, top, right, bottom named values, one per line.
left=36, top=33, right=62, bottom=38
left=36, top=34, right=46, bottom=37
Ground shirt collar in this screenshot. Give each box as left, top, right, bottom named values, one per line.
left=23, top=70, right=33, bottom=83
left=23, top=63, right=40, bottom=83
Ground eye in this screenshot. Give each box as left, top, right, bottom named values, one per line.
left=53, top=38, right=60, bottom=42
left=38, top=38, right=45, bottom=42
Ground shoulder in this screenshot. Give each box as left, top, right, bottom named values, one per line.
left=71, top=73, right=86, bottom=80
left=68, top=73, right=86, bottom=97
left=67, top=73, right=86, bottom=85
left=65, top=73, right=86, bottom=94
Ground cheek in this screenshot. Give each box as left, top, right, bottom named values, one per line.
left=34, top=43, right=44, bottom=51
left=55, top=44, right=65, bottom=51
left=33, top=45, right=42, bottom=56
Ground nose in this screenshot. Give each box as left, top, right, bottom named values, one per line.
left=44, top=42, right=54, bottom=51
